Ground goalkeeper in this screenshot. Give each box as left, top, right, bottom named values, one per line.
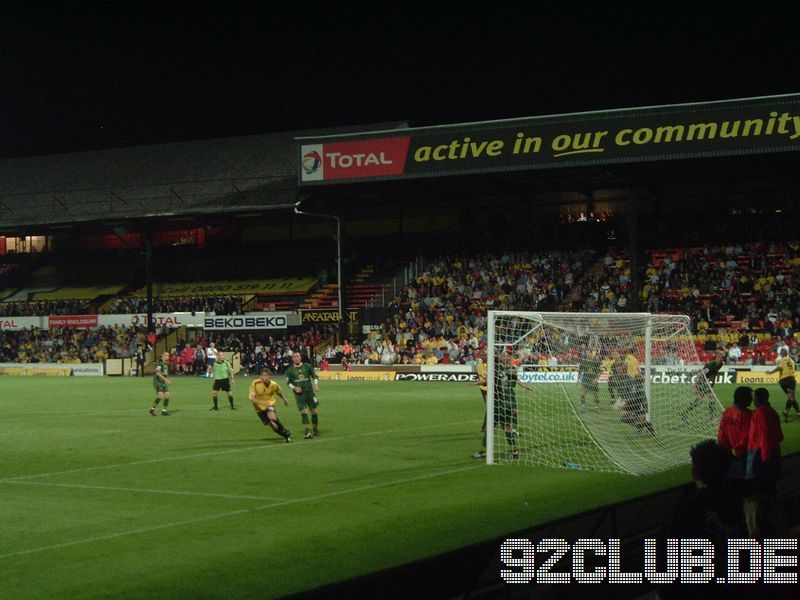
left=682, top=350, right=725, bottom=423
left=578, top=345, right=602, bottom=413
left=286, top=351, right=320, bottom=439
left=495, top=351, right=533, bottom=459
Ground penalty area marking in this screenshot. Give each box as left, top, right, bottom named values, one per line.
left=0, top=464, right=482, bottom=560
left=0, top=479, right=288, bottom=502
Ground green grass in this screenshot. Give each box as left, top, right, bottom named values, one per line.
left=0, top=378, right=796, bottom=599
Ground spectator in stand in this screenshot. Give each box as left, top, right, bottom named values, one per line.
left=205, top=342, right=217, bottom=378
left=774, top=337, right=790, bottom=357
left=744, top=387, right=786, bottom=538
left=135, top=344, right=146, bottom=376
left=180, top=345, right=195, bottom=375
left=776, top=321, right=794, bottom=340
left=727, top=342, right=742, bottom=364
left=194, top=344, right=206, bottom=376
left=167, top=349, right=179, bottom=374
left=716, top=386, right=753, bottom=497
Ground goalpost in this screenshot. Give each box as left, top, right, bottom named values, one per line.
left=486, top=311, right=723, bottom=475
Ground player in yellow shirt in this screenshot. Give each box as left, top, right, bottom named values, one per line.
left=470, top=356, right=489, bottom=458
left=770, top=348, right=799, bottom=422
left=248, top=369, right=292, bottom=442
left=618, top=347, right=656, bottom=436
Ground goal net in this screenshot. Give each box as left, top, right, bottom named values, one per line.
left=486, top=311, right=723, bottom=475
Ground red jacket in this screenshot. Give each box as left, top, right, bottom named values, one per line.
left=748, top=404, right=783, bottom=462
left=717, top=406, right=752, bottom=458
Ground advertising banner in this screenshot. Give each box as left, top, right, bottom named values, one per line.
left=0, top=362, right=103, bottom=376
left=317, top=371, right=394, bottom=381
left=298, top=94, right=800, bottom=185
left=735, top=370, right=782, bottom=385
left=0, top=316, right=45, bottom=331
left=48, top=315, right=99, bottom=328
left=0, top=367, right=72, bottom=376
left=97, top=313, right=207, bottom=329
left=203, top=314, right=289, bottom=330
left=301, top=309, right=359, bottom=323
left=394, top=372, right=479, bottom=382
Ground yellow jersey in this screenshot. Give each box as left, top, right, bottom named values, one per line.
left=477, top=361, right=488, bottom=392
left=625, top=354, right=641, bottom=378
left=778, top=356, right=796, bottom=380
left=249, top=379, right=282, bottom=410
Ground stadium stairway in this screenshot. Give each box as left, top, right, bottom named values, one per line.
left=561, top=256, right=611, bottom=310
left=299, top=265, right=388, bottom=309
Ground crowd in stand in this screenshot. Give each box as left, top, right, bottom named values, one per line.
left=1, top=299, right=89, bottom=316
left=100, top=295, right=245, bottom=314
left=164, top=326, right=330, bottom=377
left=0, top=295, right=246, bottom=317
left=0, top=326, right=148, bottom=363
left=6, top=242, right=800, bottom=370
left=579, top=242, right=800, bottom=331
left=319, top=250, right=595, bottom=366
left=300, top=243, right=800, bottom=369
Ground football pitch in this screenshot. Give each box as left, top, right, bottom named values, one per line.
left=0, top=377, right=795, bottom=599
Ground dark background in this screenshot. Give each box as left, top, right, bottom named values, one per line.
left=1, top=5, right=797, bottom=159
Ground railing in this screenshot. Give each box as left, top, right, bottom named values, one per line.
left=365, top=256, right=427, bottom=309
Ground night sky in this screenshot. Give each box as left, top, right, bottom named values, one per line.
left=1, top=5, right=797, bottom=159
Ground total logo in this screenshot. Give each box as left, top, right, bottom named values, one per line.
left=302, top=150, right=322, bottom=175
left=300, top=137, right=410, bottom=182
left=325, top=151, right=394, bottom=168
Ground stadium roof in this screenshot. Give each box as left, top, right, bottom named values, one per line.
left=0, top=122, right=408, bottom=230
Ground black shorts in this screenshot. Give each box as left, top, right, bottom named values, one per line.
left=213, top=378, right=231, bottom=392
left=580, top=376, right=599, bottom=393
left=780, top=377, right=796, bottom=393
left=256, top=407, right=275, bottom=425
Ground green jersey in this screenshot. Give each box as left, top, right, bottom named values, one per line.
left=153, top=358, right=169, bottom=392
left=213, top=360, right=234, bottom=380
left=286, top=362, right=316, bottom=393
left=154, top=359, right=169, bottom=381
left=579, top=350, right=602, bottom=378
left=496, top=363, right=517, bottom=396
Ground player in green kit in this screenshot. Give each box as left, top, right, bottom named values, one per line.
left=495, top=351, right=533, bottom=459
left=210, top=350, right=236, bottom=411
left=150, top=351, right=172, bottom=416
left=578, top=344, right=602, bottom=413
left=286, top=351, right=320, bottom=438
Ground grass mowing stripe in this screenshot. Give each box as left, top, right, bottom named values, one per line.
left=5, top=418, right=481, bottom=481
left=0, top=480, right=288, bottom=502
left=0, top=464, right=481, bottom=560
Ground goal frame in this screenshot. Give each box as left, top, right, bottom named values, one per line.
left=486, top=310, right=667, bottom=467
